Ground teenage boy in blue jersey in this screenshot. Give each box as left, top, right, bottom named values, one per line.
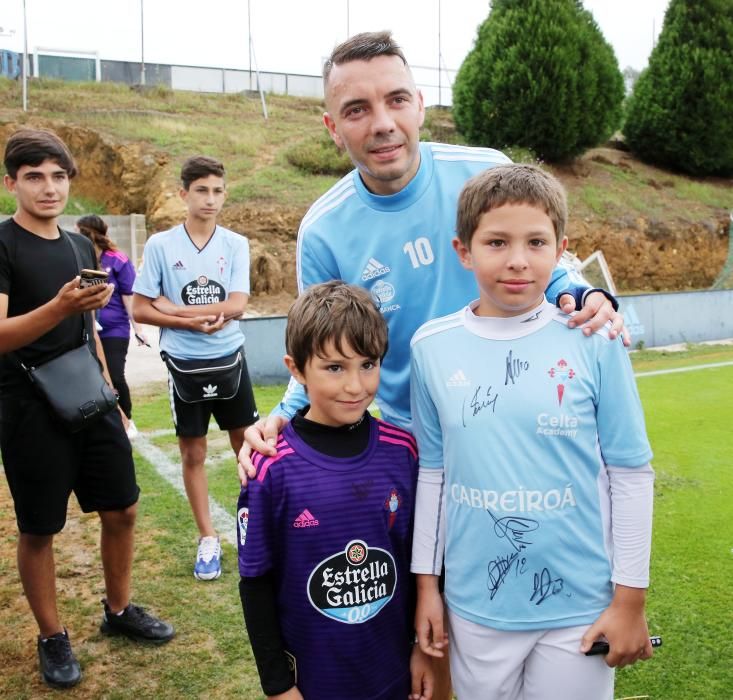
left=133, top=155, right=258, bottom=581
left=410, top=164, right=654, bottom=700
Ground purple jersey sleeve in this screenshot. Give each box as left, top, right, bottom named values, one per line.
left=237, top=450, right=276, bottom=577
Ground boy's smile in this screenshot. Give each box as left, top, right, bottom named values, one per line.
left=286, top=338, right=380, bottom=428
left=453, top=203, right=567, bottom=318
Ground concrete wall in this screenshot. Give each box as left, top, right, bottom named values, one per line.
left=240, top=289, right=733, bottom=384
left=617, top=289, right=733, bottom=348
left=0, top=214, right=147, bottom=268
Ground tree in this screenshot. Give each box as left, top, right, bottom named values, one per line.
left=624, top=0, right=733, bottom=176
left=452, top=0, right=624, bottom=162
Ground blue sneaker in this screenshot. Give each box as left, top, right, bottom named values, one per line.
left=194, top=536, right=221, bottom=580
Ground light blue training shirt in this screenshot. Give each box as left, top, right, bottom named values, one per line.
left=133, top=224, right=250, bottom=359
left=410, top=300, right=653, bottom=631
left=277, top=142, right=587, bottom=428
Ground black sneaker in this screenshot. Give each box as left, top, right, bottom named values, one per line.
left=37, top=629, right=82, bottom=689
left=100, top=599, right=175, bottom=644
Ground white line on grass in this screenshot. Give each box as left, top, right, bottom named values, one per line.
left=635, top=360, right=733, bottom=378
left=132, top=434, right=237, bottom=546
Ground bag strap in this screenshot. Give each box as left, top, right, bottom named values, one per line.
left=59, top=229, right=93, bottom=344
left=12, top=229, right=93, bottom=373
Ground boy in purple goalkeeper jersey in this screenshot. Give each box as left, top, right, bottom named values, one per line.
left=238, top=281, right=433, bottom=700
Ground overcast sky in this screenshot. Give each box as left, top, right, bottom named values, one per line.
left=2, top=0, right=669, bottom=80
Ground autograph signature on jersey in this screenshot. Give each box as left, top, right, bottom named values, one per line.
left=486, top=510, right=538, bottom=599
left=462, top=385, right=499, bottom=426
left=530, top=567, right=565, bottom=605
left=485, top=510, right=568, bottom=605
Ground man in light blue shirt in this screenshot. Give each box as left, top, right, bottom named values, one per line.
left=240, top=30, right=624, bottom=448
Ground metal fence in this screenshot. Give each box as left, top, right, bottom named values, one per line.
left=0, top=49, right=457, bottom=105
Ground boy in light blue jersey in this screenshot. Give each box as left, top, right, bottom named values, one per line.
left=133, top=155, right=258, bottom=581
left=410, top=164, right=655, bottom=700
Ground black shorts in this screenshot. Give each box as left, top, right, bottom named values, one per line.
left=169, top=354, right=259, bottom=438
left=0, top=397, right=139, bottom=535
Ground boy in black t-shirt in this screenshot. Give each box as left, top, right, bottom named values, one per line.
left=0, top=129, right=174, bottom=690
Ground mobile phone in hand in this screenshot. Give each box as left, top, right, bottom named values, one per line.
left=585, top=636, right=662, bottom=656
left=79, top=268, right=109, bottom=288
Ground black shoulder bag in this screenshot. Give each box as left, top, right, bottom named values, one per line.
left=17, top=231, right=118, bottom=432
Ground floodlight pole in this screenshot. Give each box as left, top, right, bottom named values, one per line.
left=140, top=0, right=146, bottom=85
left=22, top=0, right=28, bottom=111
left=437, top=0, right=442, bottom=106
left=248, top=0, right=252, bottom=85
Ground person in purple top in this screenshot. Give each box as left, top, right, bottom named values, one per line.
left=238, top=281, right=433, bottom=700
left=77, top=215, right=147, bottom=436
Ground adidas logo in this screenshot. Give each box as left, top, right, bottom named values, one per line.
left=202, top=384, right=218, bottom=398
left=361, top=257, right=391, bottom=281
left=622, top=303, right=645, bottom=335
left=172, top=260, right=186, bottom=270
left=446, top=369, right=470, bottom=387
left=293, top=508, right=319, bottom=528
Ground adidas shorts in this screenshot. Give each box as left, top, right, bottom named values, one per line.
left=169, top=353, right=259, bottom=438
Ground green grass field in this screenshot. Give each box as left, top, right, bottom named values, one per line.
left=1, top=348, right=732, bottom=698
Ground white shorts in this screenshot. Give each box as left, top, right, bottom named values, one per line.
left=448, top=608, right=614, bottom=700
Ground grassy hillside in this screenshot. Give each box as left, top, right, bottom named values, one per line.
left=3, top=77, right=731, bottom=218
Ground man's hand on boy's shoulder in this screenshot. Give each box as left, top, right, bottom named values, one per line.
left=238, top=415, right=288, bottom=486
left=558, top=291, right=630, bottom=346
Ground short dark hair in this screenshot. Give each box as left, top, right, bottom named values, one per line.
left=77, top=214, right=117, bottom=253
left=323, top=31, right=407, bottom=87
left=286, top=281, right=388, bottom=373
left=456, top=164, right=568, bottom=247
left=3, top=128, right=78, bottom=179
left=180, top=155, right=225, bottom=190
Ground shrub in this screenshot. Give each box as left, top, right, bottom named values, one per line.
left=624, top=0, right=733, bottom=176
left=452, top=0, right=624, bottom=162
left=285, top=130, right=353, bottom=176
